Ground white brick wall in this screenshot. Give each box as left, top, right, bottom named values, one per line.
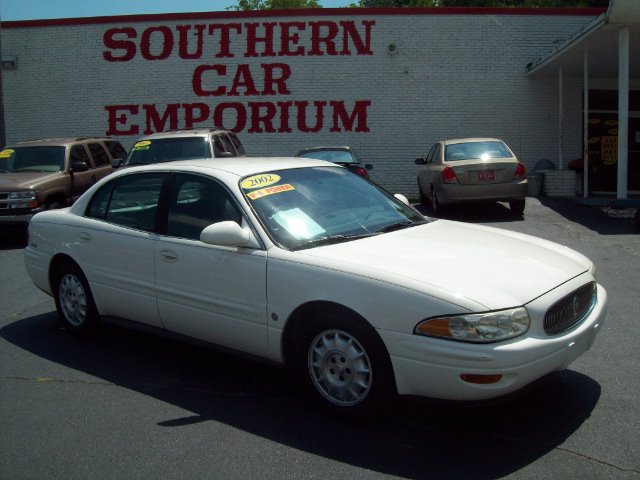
left=542, top=170, right=578, bottom=197
left=1, top=10, right=598, bottom=197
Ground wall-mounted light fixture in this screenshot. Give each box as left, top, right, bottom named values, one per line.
left=2, top=55, right=18, bottom=70
left=387, top=43, right=397, bottom=54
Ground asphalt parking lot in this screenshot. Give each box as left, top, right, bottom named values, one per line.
left=1, top=197, right=639, bottom=480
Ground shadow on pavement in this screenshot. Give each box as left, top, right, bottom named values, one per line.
left=414, top=201, right=524, bottom=224
left=1, top=313, right=601, bottom=480
left=538, top=197, right=638, bottom=235
left=0, top=228, right=28, bottom=250
left=414, top=197, right=638, bottom=235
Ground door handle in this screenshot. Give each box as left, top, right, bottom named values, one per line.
left=159, top=249, right=178, bottom=262
left=78, top=232, right=91, bottom=243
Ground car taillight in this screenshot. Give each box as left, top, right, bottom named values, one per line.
left=352, top=166, right=368, bottom=178
left=514, top=163, right=526, bottom=180
left=442, top=166, right=459, bottom=184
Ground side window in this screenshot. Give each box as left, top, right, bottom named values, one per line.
left=86, top=181, right=116, bottom=220
left=212, top=137, right=225, bottom=157
left=425, top=145, right=437, bottom=164
left=69, top=145, right=90, bottom=168
left=228, top=132, right=245, bottom=156
left=88, top=143, right=110, bottom=167
left=104, top=141, right=127, bottom=161
left=432, top=144, right=441, bottom=164
left=103, top=174, right=165, bottom=232
left=167, top=174, right=242, bottom=240
left=212, top=134, right=235, bottom=157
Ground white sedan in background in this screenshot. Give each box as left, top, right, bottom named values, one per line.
left=24, top=157, right=607, bottom=415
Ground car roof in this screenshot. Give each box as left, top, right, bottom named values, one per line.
left=442, top=138, right=503, bottom=145
left=135, top=129, right=232, bottom=140
left=121, top=156, right=336, bottom=178
left=10, top=137, right=113, bottom=147
left=297, top=146, right=352, bottom=153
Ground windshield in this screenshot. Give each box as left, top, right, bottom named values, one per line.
left=242, top=167, right=427, bottom=250
left=0, top=146, right=66, bottom=173
left=298, top=149, right=357, bottom=165
left=126, top=137, right=211, bottom=166
left=445, top=141, right=512, bottom=161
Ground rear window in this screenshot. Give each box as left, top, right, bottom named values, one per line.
left=298, top=150, right=356, bottom=164
left=125, top=137, right=211, bottom=166
left=445, top=141, right=512, bottom=161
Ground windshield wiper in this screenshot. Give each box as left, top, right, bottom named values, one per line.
left=15, top=168, right=50, bottom=172
left=375, top=220, right=426, bottom=234
left=293, top=233, right=376, bottom=251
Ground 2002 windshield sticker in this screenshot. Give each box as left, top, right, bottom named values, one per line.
left=241, top=174, right=295, bottom=200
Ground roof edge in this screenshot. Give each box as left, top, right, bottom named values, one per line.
left=1, top=7, right=606, bottom=29
left=524, top=11, right=607, bottom=76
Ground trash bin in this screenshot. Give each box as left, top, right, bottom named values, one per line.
left=527, top=173, right=543, bottom=197
left=534, top=159, right=555, bottom=171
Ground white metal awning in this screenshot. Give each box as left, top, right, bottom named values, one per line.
left=525, top=0, right=639, bottom=199
left=525, top=0, right=640, bottom=78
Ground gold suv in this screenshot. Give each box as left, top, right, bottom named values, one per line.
left=0, top=137, right=126, bottom=228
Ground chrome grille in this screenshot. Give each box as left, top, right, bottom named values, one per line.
left=544, top=282, right=596, bottom=335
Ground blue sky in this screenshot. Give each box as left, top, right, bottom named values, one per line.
left=0, top=0, right=355, bottom=21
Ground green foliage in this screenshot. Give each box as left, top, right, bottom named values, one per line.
left=228, top=0, right=322, bottom=10
left=347, top=0, right=608, bottom=6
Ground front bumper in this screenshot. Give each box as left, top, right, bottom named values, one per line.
left=379, top=282, right=607, bottom=401
left=0, top=205, right=44, bottom=226
left=0, top=212, right=37, bottom=226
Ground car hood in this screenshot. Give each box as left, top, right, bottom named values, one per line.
left=0, top=172, right=61, bottom=189
left=296, top=220, right=591, bottom=310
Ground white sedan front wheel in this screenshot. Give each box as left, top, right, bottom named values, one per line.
left=298, top=312, right=396, bottom=415
left=308, top=329, right=373, bottom=407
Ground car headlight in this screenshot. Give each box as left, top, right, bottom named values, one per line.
left=9, top=190, right=36, bottom=200
left=8, top=190, right=38, bottom=209
left=415, top=307, right=530, bottom=343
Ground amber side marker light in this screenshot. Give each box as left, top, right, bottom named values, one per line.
left=460, top=374, right=503, bottom=385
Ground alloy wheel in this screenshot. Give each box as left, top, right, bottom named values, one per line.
left=308, top=329, right=372, bottom=407
left=58, top=273, right=88, bottom=327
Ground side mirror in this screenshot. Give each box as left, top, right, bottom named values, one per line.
left=70, top=161, right=89, bottom=173
left=414, top=158, right=426, bottom=165
left=394, top=193, right=410, bottom=206
left=364, top=163, right=373, bottom=170
left=200, top=221, right=258, bottom=248
left=111, top=157, right=124, bottom=168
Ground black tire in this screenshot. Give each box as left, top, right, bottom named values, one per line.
left=509, top=199, right=526, bottom=216
left=418, top=181, right=428, bottom=205
left=53, top=261, right=99, bottom=334
left=295, top=310, right=396, bottom=416
left=46, top=200, right=65, bottom=210
left=431, top=186, right=444, bottom=216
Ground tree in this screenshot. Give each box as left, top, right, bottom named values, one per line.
left=228, top=0, right=322, bottom=10
left=349, top=0, right=608, bottom=6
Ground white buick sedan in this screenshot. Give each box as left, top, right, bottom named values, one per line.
left=24, top=157, right=607, bottom=414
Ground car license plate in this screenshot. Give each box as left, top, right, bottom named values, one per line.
left=478, top=170, right=495, bottom=181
